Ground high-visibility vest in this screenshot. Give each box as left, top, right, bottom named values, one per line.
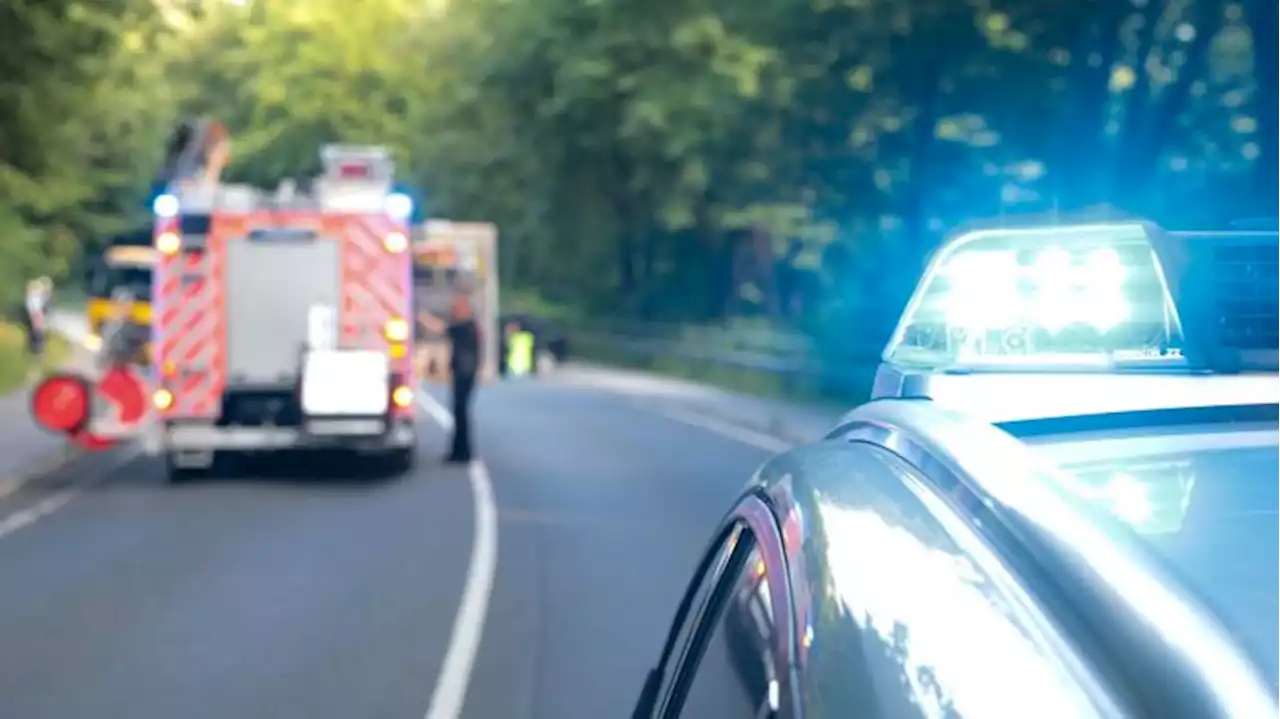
left=507, top=330, right=535, bottom=376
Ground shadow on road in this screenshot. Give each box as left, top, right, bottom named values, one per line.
left=87, top=449, right=420, bottom=491
left=213, top=451, right=414, bottom=485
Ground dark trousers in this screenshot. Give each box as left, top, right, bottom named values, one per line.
left=24, top=322, right=44, bottom=359
left=449, top=373, right=476, bottom=460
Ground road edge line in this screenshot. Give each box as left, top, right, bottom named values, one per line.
left=0, top=443, right=81, bottom=501
left=652, top=405, right=795, bottom=453
left=0, top=444, right=141, bottom=540
left=418, top=391, right=498, bottom=719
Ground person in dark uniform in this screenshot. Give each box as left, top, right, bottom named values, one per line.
left=419, top=295, right=482, bottom=463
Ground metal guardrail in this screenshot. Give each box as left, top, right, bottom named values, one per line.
left=563, top=319, right=882, bottom=397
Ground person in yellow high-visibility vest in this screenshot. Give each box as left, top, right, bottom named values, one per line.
left=506, top=323, right=535, bottom=377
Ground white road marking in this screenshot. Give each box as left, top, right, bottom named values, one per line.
left=652, top=405, right=794, bottom=453
left=417, top=389, right=455, bottom=431
left=0, top=447, right=82, bottom=503
left=0, top=312, right=139, bottom=538
left=0, top=488, right=83, bottom=538
left=0, top=445, right=140, bottom=540
left=418, top=391, right=498, bottom=719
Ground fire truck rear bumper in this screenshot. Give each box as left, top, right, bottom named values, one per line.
left=161, top=420, right=416, bottom=453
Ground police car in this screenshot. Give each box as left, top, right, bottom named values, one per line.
left=632, top=222, right=1279, bottom=718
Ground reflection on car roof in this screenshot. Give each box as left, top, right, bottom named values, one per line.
left=1032, top=426, right=1280, bottom=690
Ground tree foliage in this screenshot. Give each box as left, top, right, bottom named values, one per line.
left=3, top=0, right=1275, bottom=339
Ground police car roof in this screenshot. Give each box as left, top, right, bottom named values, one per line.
left=745, top=221, right=1278, bottom=714
left=750, top=397, right=1277, bottom=717
left=868, top=365, right=1279, bottom=424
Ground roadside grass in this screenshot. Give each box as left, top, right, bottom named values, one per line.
left=0, top=323, right=72, bottom=395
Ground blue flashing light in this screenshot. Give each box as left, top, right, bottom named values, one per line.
left=385, top=192, right=413, bottom=221
left=885, top=223, right=1185, bottom=370
left=391, top=183, right=426, bottom=223
left=153, top=193, right=180, bottom=218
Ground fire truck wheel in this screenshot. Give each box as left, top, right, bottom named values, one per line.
left=382, top=448, right=415, bottom=476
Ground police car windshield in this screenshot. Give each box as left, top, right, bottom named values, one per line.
left=1026, top=420, right=1279, bottom=688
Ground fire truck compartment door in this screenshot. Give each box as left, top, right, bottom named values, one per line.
left=300, top=349, right=390, bottom=416
left=225, top=236, right=340, bottom=386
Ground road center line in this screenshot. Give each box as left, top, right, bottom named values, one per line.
left=418, top=390, right=498, bottom=719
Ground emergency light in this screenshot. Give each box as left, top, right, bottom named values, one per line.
left=153, top=193, right=180, bottom=218
left=391, top=183, right=426, bottom=223
left=385, top=192, right=413, bottom=221
left=337, top=162, right=372, bottom=179
left=870, top=222, right=1279, bottom=419
left=887, top=223, right=1176, bottom=368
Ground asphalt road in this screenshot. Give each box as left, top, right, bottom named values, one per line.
left=0, top=366, right=786, bottom=718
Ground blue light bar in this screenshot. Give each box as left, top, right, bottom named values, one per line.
left=884, top=223, right=1185, bottom=371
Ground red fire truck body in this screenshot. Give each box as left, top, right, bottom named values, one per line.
left=149, top=146, right=417, bottom=480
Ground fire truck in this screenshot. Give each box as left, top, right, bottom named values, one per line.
left=412, top=221, right=499, bottom=382
left=150, top=144, right=418, bottom=480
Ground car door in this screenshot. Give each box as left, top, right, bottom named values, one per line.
left=665, top=537, right=790, bottom=719
left=633, top=498, right=795, bottom=719
left=747, top=431, right=1130, bottom=718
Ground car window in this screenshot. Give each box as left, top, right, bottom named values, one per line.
left=666, top=543, right=781, bottom=718
left=648, top=523, right=744, bottom=715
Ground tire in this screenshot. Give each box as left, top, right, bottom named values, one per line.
left=382, top=447, right=416, bottom=476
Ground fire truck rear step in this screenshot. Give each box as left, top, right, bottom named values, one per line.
left=165, top=421, right=415, bottom=451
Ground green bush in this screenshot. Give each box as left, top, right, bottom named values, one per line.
left=0, top=323, right=72, bottom=395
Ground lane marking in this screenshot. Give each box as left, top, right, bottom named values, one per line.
left=0, top=447, right=82, bottom=503
left=0, top=488, right=83, bottom=538
left=0, top=313, right=139, bottom=538
left=417, top=389, right=455, bottom=431
left=0, top=446, right=140, bottom=540
left=418, top=391, right=498, bottom=719
left=651, top=405, right=794, bottom=453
